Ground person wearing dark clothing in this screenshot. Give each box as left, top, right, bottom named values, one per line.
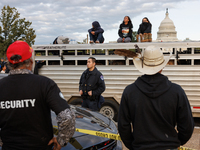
left=117, top=16, right=133, bottom=43
left=0, top=61, right=9, bottom=73
left=53, top=37, right=59, bottom=44
left=0, top=58, right=4, bottom=71
left=0, top=63, right=6, bottom=73
left=34, top=60, right=46, bottom=75
left=88, top=21, right=104, bottom=43
left=118, top=46, right=194, bottom=150
left=79, top=57, right=105, bottom=111
left=0, top=41, right=75, bottom=150
left=5, top=63, right=10, bottom=74
left=137, top=17, right=152, bottom=42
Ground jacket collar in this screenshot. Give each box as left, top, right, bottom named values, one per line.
left=9, top=69, right=33, bottom=75
left=85, top=67, right=97, bottom=75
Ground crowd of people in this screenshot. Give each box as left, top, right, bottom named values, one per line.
left=78, top=49, right=194, bottom=150
left=88, top=16, right=152, bottom=43
left=52, top=16, right=152, bottom=45
left=0, top=25, right=194, bottom=150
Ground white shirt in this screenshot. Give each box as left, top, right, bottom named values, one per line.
left=1, top=70, right=5, bottom=73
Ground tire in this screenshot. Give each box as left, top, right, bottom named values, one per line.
left=69, top=98, right=82, bottom=107
left=99, top=99, right=119, bottom=122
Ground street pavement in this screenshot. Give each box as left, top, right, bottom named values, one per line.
left=123, top=128, right=200, bottom=150
left=183, top=127, right=200, bottom=150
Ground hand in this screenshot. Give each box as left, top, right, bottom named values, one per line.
left=91, top=31, right=95, bottom=35
left=48, top=137, right=62, bottom=150
left=139, top=33, right=142, bottom=36
left=79, top=90, right=83, bottom=95
left=88, top=91, right=92, bottom=96
left=122, top=38, right=125, bottom=42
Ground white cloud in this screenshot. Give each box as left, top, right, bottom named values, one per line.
left=162, top=3, right=176, bottom=8
left=142, top=2, right=155, bottom=8
left=0, top=0, right=199, bottom=44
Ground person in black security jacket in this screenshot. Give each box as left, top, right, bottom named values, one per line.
left=117, top=16, right=133, bottom=43
left=0, top=41, right=75, bottom=150
left=137, top=17, right=152, bottom=42
left=79, top=57, right=105, bottom=111
left=118, top=46, right=194, bottom=150
left=88, top=21, right=104, bottom=43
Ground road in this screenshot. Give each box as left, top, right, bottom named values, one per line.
left=123, top=118, right=200, bottom=150
left=184, top=118, right=200, bottom=150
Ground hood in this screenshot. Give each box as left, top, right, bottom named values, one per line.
left=92, top=21, right=101, bottom=29
left=122, top=21, right=133, bottom=28
left=135, top=73, right=171, bottom=98
left=52, top=106, right=118, bottom=149
left=52, top=106, right=116, bottom=135
left=63, top=117, right=117, bottom=150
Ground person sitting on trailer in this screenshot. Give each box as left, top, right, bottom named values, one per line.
left=88, top=21, right=104, bottom=44
left=136, top=17, right=152, bottom=42
left=117, top=16, right=133, bottom=43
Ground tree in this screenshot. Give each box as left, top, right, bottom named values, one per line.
left=0, top=5, right=36, bottom=57
left=131, top=31, right=137, bottom=42
left=77, top=38, right=87, bottom=44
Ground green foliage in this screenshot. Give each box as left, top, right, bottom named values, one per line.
left=0, top=5, right=36, bottom=57
left=131, top=31, right=137, bottom=42
left=62, top=38, right=70, bottom=44
left=77, top=38, right=87, bottom=44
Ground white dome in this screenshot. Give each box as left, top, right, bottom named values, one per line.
left=157, top=9, right=178, bottom=41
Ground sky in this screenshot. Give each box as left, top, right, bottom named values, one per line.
left=0, top=0, right=199, bottom=45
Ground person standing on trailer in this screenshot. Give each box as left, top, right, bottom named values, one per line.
left=118, top=45, right=194, bottom=150
left=79, top=57, right=105, bottom=111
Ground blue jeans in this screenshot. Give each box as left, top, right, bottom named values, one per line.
left=89, top=32, right=104, bottom=43
left=117, top=37, right=131, bottom=43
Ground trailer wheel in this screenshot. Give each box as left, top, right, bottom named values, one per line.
left=69, top=98, right=82, bottom=107
left=69, top=98, right=119, bottom=121
left=99, top=99, right=119, bottom=122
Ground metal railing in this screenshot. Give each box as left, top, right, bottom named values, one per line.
left=33, top=42, right=200, bottom=66
left=33, top=42, right=200, bottom=117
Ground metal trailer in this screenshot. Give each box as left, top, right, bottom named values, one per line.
left=33, top=42, right=200, bottom=121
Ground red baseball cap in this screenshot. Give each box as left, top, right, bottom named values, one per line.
left=7, top=41, right=33, bottom=64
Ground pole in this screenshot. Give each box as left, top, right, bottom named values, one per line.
left=87, top=34, right=88, bottom=44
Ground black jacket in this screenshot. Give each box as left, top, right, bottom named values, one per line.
left=118, top=73, right=194, bottom=150
left=79, top=67, right=105, bottom=100
left=118, top=22, right=133, bottom=38
left=34, top=61, right=45, bottom=75
left=137, top=22, right=152, bottom=34
left=88, top=21, right=104, bottom=35
left=0, top=74, right=69, bottom=150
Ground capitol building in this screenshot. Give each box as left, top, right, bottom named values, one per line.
left=156, top=9, right=179, bottom=42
